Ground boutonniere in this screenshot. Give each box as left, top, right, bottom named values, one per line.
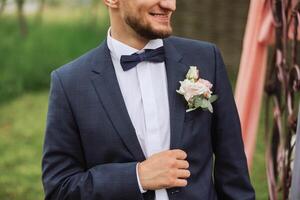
left=176, top=66, right=218, bottom=113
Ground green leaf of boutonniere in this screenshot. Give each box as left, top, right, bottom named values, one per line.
left=194, top=97, right=203, bottom=108
left=209, top=95, right=218, bottom=103
left=207, top=102, right=213, bottom=113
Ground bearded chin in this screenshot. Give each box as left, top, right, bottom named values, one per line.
left=125, top=15, right=172, bottom=40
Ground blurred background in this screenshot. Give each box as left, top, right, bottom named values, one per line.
left=0, top=0, right=268, bottom=199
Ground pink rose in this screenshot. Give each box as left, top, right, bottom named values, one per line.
left=177, top=79, right=210, bottom=101
left=197, top=79, right=213, bottom=90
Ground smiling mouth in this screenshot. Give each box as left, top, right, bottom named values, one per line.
left=149, top=12, right=170, bottom=22
left=150, top=13, right=167, bottom=16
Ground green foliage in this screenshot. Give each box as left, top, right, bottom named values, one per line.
left=251, top=100, right=269, bottom=200
left=0, top=13, right=108, bottom=104
left=0, top=92, right=48, bottom=199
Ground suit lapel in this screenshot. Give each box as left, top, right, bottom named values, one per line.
left=163, top=39, right=188, bottom=150
left=89, top=38, right=188, bottom=160
left=90, top=40, right=146, bottom=162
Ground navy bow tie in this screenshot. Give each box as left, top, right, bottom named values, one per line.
left=120, top=46, right=165, bottom=71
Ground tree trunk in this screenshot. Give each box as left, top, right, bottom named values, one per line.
left=16, top=0, right=28, bottom=37
left=36, top=0, right=46, bottom=22
left=0, top=0, right=7, bottom=15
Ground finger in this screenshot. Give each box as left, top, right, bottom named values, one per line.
left=176, top=160, right=189, bottom=169
left=170, top=149, right=187, bottom=160
left=172, top=179, right=188, bottom=188
left=176, top=169, right=191, bottom=179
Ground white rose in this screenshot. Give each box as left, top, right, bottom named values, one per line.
left=177, top=79, right=207, bottom=101
left=186, top=66, right=199, bottom=80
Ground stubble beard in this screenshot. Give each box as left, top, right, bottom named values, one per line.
left=125, top=14, right=173, bottom=40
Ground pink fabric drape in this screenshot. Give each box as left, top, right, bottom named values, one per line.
left=235, top=0, right=300, bottom=169
left=235, top=0, right=274, bottom=169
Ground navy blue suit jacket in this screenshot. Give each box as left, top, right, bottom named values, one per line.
left=42, top=36, right=255, bottom=200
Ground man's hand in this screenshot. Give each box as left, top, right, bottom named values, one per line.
left=138, top=149, right=190, bottom=190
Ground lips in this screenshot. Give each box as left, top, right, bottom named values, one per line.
left=149, top=12, right=170, bottom=23
left=150, top=12, right=167, bottom=16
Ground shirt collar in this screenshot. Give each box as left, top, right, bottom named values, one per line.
left=106, top=27, right=163, bottom=61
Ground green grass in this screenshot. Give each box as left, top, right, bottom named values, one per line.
left=0, top=92, right=48, bottom=200
left=251, top=101, right=269, bottom=200
left=0, top=7, right=109, bottom=199
left=0, top=8, right=109, bottom=103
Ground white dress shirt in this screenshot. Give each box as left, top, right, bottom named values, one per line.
left=107, top=29, right=170, bottom=200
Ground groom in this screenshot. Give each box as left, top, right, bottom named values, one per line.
left=42, top=0, right=255, bottom=199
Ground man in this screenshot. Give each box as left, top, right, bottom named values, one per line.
left=42, top=0, right=255, bottom=199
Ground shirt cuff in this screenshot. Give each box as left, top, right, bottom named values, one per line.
left=136, top=163, right=147, bottom=193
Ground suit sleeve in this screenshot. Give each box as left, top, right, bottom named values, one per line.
left=42, top=71, right=143, bottom=200
left=211, top=46, right=256, bottom=200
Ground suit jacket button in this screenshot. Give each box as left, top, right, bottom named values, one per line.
left=171, top=189, right=180, bottom=195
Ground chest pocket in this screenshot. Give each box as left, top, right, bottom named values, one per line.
left=184, top=109, right=202, bottom=122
